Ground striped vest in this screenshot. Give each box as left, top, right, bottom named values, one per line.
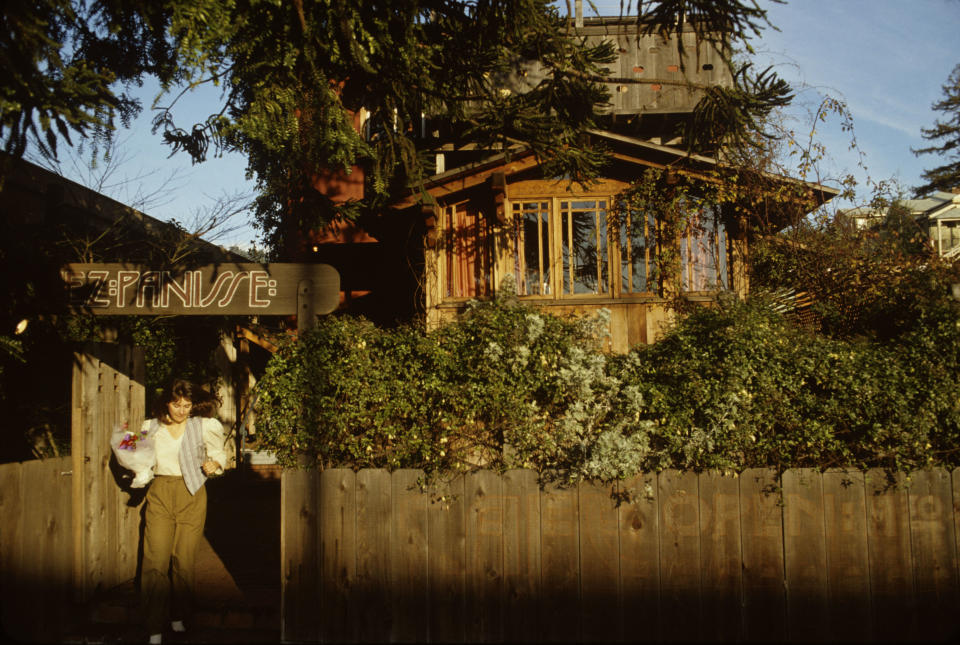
left=179, top=417, right=207, bottom=495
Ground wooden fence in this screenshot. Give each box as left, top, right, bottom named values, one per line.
left=0, top=456, right=74, bottom=642
left=0, top=343, right=145, bottom=641
left=71, top=342, right=146, bottom=600
left=281, top=467, right=960, bottom=643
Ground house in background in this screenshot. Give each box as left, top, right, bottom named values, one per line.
left=293, top=16, right=840, bottom=350
left=913, top=191, right=960, bottom=257
left=843, top=189, right=960, bottom=258
left=405, top=130, right=837, bottom=351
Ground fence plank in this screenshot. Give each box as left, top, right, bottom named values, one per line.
left=822, top=469, right=871, bottom=642
left=739, top=468, right=785, bottom=642
left=502, top=469, right=541, bottom=643
left=356, top=469, right=392, bottom=643
left=427, top=474, right=465, bottom=644
left=280, top=464, right=320, bottom=642
left=865, top=469, right=915, bottom=642
left=72, top=349, right=98, bottom=600
left=391, top=469, right=428, bottom=643
left=55, top=456, right=75, bottom=638
left=465, top=470, right=503, bottom=642
left=698, top=471, right=742, bottom=642
left=954, top=468, right=960, bottom=624
left=51, top=457, right=75, bottom=640
left=907, top=468, right=959, bottom=642
left=320, top=468, right=357, bottom=643
left=782, top=468, right=828, bottom=642
left=0, top=462, right=24, bottom=640
left=26, top=458, right=72, bottom=641
left=619, top=474, right=659, bottom=643
left=540, top=480, right=580, bottom=643
left=71, top=350, right=85, bottom=602
left=113, top=346, right=132, bottom=584
left=82, top=346, right=102, bottom=597
left=20, top=459, right=48, bottom=640
left=578, top=480, right=620, bottom=643
left=99, top=349, right=120, bottom=590
left=114, top=345, right=141, bottom=585
left=658, top=469, right=700, bottom=643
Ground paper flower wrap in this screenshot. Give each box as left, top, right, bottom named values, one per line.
left=110, top=422, right=157, bottom=488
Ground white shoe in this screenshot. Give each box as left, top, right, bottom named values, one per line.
left=148, top=633, right=162, bottom=644
left=171, top=620, right=186, bottom=633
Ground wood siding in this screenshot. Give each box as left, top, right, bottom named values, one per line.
left=282, top=467, right=960, bottom=643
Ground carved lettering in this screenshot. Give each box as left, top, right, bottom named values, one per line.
left=117, top=271, right=140, bottom=307
left=197, top=271, right=235, bottom=308
left=61, top=263, right=339, bottom=316
left=135, top=271, right=161, bottom=308
left=249, top=271, right=273, bottom=307
left=162, top=271, right=191, bottom=308
left=87, top=270, right=111, bottom=307
left=217, top=273, right=249, bottom=307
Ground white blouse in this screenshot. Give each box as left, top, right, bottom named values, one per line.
left=144, top=417, right=228, bottom=477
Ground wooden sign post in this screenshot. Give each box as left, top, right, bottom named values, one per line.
left=61, top=263, right=340, bottom=325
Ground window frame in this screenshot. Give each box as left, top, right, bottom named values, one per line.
left=438, top=192, right=731, bottom=304
left=440, top=200, right=493, bottom=300
left=511, top=194, right=666, bottom=300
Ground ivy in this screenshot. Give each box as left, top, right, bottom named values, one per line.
left=254, top=287, right=960, bottom=484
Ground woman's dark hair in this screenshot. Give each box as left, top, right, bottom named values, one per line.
left=152, top=379, right=221, bottom=420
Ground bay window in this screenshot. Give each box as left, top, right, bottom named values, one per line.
left=442, top=193, right=728, bottom=301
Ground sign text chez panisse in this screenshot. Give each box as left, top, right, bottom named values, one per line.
left=62, top=263, right=340, bottom=316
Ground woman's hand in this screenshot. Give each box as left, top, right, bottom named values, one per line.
left=201, top=460, right=220, bottom=476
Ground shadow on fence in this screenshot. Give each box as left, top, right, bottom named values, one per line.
left=282, top=466, right=960, bottom=643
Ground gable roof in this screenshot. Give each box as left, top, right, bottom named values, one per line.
left=1, top=153, right=247, bottom=264
left=395, top=130, right=840, bottom=226
left=843, top=190, right=960, bottom=227
left=908, top=191, right=960, bottom=221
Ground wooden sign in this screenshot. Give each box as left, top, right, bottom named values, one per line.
left=61, top=263, right=340, bottom=315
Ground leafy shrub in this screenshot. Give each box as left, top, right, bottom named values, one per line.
left=254, top=291, right=960, bottom=482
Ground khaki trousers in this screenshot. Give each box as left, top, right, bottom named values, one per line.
left=141, top=475, right=207, bottom=633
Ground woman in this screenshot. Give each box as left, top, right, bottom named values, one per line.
left=140, top=379, right=227, bottom=645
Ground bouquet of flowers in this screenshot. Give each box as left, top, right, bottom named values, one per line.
left=110, top=422, right=156, bottom=488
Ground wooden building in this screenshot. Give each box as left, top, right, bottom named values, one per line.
left=300, top=17, right=839, bottom=349
left=410, top=131, right=836, bottom=350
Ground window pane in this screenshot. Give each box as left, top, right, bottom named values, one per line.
left=562, top=200, right=608, bottom=295
left=445, top=203, right=491, bottom=298
left=514, top=201, right=551, bottom=295
left=620, top=208, right=655, bottom=293
left=681, top=203, right=727, bottom=291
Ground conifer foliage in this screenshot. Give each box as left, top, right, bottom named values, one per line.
left=913, top=63, right=960, bottom=195
left=2, top=0, right=794, bottom=243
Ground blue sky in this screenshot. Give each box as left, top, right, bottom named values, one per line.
left=748, top=0, right=960, bottom=198
left=45, top=0, right=960, bottom=248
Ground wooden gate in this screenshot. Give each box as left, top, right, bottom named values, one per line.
left=72, top=342, right=146, bottom=601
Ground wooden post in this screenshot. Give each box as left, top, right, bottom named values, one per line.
left=281, top=279, right=320, bottom=641
left=297, top=279, right=316, bottom=335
